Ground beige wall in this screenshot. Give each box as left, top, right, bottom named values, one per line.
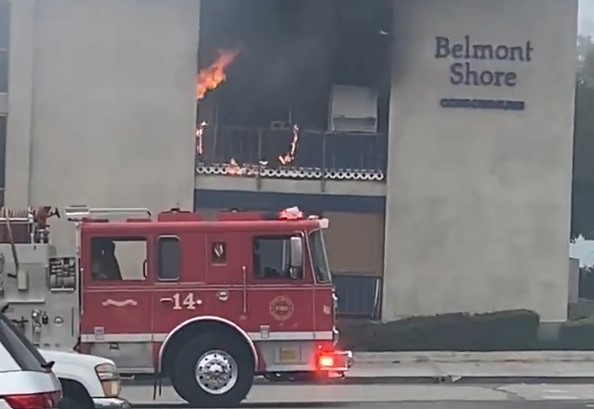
left=6, top=0, right=200, bottom=254
left=384, top=0, right=578, bottom=322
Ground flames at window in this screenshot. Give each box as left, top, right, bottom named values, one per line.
left=195, top=50, right=300, bottom=175
left=196, top=50, right=239, bottom=101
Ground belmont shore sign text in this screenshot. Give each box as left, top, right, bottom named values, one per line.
left=435, top=35, right=534, bottom=87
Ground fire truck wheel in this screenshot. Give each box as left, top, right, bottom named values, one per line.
left=171, top=333, right=255, bottom=407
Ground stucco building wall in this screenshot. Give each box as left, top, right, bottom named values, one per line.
left=5, top=0, right=200, bottom=253
left=383, top=0, right=578, bottom=322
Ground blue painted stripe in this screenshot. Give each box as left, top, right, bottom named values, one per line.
left=194, top=189, right=385, bottom=214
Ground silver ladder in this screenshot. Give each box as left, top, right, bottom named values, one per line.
left=64, top=205, right=152, bottom=221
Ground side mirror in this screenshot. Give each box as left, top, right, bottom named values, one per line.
left=289, top=236, right=303, bottom=269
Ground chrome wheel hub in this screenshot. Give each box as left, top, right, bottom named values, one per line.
left=195, top=349, right=238, bottom=395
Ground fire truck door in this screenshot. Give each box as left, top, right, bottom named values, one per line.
left=151, top=233, right=209, bottom=337
left=245, top=232, right=315, bottom=337
left=80, top=234, right=154, bottom=370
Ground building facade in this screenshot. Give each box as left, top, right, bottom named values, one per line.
left=4, top=0, right=199, bottom=250
left=1, top=0, right=579, bottom=322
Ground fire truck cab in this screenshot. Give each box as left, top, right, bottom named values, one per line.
left=0, top=205, right=352, bottom=407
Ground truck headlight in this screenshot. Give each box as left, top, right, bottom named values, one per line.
left=95, top=363, right=121, bottom=397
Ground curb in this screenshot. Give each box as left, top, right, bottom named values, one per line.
left=129, top=402, right=427, bottom=408
left=353, top=351, right=594, bottom=364
left=122, top=375, right=594, bottom=387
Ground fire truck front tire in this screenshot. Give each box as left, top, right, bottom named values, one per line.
left=171, top=333, right=255, bottom=408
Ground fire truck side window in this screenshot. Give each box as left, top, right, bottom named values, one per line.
left=91, top=237, right=147, bottom=281
left=253, top=235, right=301, bottom=280
left=157, top=237, right=181, bottom=281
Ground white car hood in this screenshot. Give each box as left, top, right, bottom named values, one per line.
left=39, top=349, right=115, bottom=398
left=40, top=348, right=115, bottom=368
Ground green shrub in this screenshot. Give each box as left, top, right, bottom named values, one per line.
left=338, top=309, right=540, bottom=351
left=558, top=317, right=594, bottom=349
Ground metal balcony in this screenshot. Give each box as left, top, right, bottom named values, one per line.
left=195, top=126, right=387, bottom=182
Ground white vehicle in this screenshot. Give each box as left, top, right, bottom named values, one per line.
left=40, top=349, right=130, bottom=409
left=0, top=311, right=62, bottom=409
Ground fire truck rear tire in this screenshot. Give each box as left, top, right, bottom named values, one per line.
left=171, top=333, right=255, bottom=408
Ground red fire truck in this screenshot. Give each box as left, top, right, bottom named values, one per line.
left=0, top=205, right=352, bottom=407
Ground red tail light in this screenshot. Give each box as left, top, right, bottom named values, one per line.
left=318, top=354, right=335, bottom=368
left=3, top=391, right=61, bottom=409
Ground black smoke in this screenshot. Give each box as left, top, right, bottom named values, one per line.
left=198, top=0, right=392, bottom=129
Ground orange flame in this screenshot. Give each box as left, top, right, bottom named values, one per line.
left=225, top=158, right=246, bottom=176
left=195, top=121, right=208, bottom=156
left=196, top=50, right=239, bottom=100
left=279, top=125, right=300, bottom=165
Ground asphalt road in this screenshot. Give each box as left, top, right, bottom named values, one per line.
left=131, top=402, right=594, bottom=409
left=125, top=383, right=594, bottom=408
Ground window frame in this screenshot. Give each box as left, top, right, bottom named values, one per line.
left=156, top=235, right=181, bottom=282
left=307, top=229, right=333, bottom=284
left=252, top=233, right=304, bottom=281
left=89, top=236, right=149, bottom=283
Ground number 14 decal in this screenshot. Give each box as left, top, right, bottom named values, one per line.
left=171, top=293, right=202, bottom=310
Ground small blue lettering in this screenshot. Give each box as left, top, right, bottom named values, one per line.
left=439, top=98, right=525, bottom=111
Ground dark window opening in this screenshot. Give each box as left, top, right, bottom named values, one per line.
left=196, top=0, right=391, bottom=177
left=333, top=274, right=381, bottom=319
left=90, top=237, right=147, bottom=281
left=253, top=235, right=302, bottom=280
left=158, top=237, right=181, bottom=280
left=198, top=0, right=393, bottom=130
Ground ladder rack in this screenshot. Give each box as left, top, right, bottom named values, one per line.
left=0, top=207, right=35, bottom=224
left=64, top=205, right=152, bottom=222
left=0, top=207, right=39, bottom=244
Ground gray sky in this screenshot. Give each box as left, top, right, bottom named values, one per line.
left=580, top=0, right=594, bottom=34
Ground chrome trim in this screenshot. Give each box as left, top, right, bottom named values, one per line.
left=92, top=397, right=131, bottom=409
left=81, top=330, right=334, bottom=343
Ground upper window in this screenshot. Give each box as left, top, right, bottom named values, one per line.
left=157, top=237, right=181, bottom=281
left=91, top=237, right=147, bottom=281
left=253, top=235, right=302, bottom=280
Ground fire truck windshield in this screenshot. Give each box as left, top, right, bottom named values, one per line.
left=308, top=230, right=331, bottom=283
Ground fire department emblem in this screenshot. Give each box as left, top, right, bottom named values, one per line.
left=211, top=242, right=226, bottom=264
left=269, top=296, right=294, bottom=321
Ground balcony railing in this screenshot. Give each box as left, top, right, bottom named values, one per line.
left=195, top=126, right=387, bottom=182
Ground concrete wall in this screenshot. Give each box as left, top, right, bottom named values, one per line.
left=5, top=0, right=200, bottom=253
left=384, top=0, right=578, bottom=322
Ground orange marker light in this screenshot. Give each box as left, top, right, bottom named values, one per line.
left=318, top=355, right=335, bottom=368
